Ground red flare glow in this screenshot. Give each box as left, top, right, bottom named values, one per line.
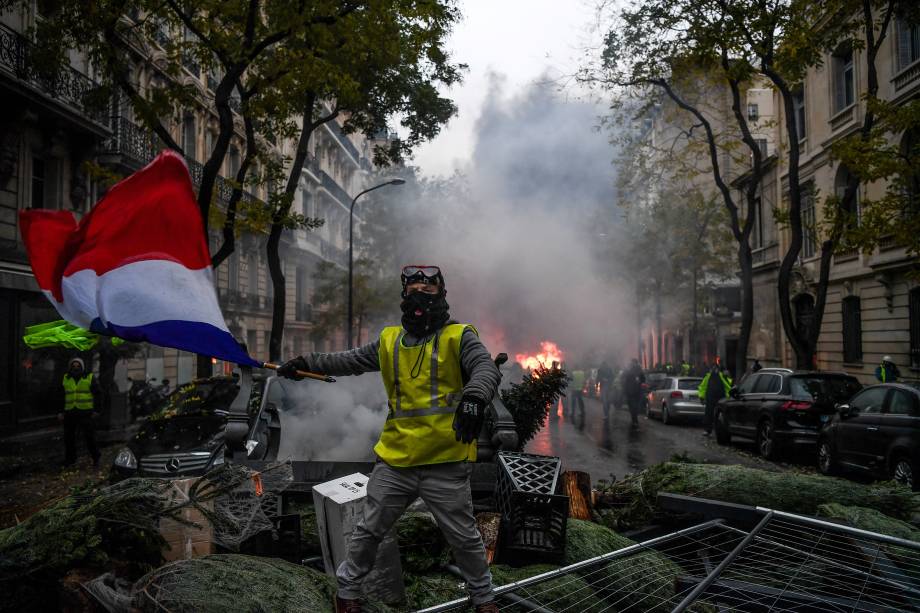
left=515, top=341, right=564, bottom=370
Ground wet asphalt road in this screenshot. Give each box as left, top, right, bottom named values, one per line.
left=525, top=395, right=776, bottom=482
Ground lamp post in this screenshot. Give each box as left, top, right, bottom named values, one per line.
left=348, top=178, right=405, bottom=347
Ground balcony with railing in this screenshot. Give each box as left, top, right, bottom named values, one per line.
left=320, top=239, right=347, bottom=268
left=0, top=22, right=107, bottom=125
left=102, top=116, right=260, bottom=208
left=320, top=170, right=352, bottom=206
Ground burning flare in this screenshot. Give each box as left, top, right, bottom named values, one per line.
left=515, top=341, right=564, bottom=370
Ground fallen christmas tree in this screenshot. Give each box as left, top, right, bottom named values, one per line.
left=501, top=363, right=568, bottom=447
left=593, top=462, right=920, bottom=531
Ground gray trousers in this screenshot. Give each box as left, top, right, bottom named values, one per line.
left=336, top=460, right=494, bottom=605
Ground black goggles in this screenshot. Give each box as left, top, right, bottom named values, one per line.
left=401, top=265, right=442, bottom=286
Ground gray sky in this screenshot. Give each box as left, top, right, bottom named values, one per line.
left=411, top=0, right=594, bottom=177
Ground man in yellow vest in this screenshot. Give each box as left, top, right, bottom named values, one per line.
left=60, top=357, right=101, bottom=467
left=279, top=265, right=501, bottom=613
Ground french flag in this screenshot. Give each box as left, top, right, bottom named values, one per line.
left=19, top=150, right=260, bottom=367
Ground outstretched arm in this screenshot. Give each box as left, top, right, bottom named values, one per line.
left=281, top=341, right=381, bottom=378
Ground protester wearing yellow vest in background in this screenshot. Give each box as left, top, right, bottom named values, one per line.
left=278, top=265, right=502, bottom=613
left=59, top=357, right=101, bottom=467
left=568, top=369, right=586, bottom=424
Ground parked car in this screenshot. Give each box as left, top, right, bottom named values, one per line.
left=714, top=368, right=862, bottom=460
left=112, top=373, right=279, bottom=479
left=646, top=376, right=704, bottom=424
left=818, top=383, right=920, bottom=490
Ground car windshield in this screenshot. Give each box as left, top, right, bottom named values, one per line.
left=789, top=376, right=861, bottom=403
left=678, top=378, right=702, bottom=390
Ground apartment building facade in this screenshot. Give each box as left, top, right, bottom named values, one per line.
left=0, top=7, right=379, bottom=433
left=743, top=15, right=920, bottom=383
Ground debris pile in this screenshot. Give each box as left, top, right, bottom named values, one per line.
left=592, top=461, right=920, bottom=530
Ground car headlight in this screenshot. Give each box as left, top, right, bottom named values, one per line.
left=210, top=453, right=225, bottom=467
left=114, top=447, right=137, bottom=469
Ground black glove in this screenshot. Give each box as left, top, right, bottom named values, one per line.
left=453, top=395, right=486, bottom=444
left=277, top=356, right=310, bottom=380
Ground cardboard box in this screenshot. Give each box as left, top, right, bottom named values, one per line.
left=313, top=472, right=405, bottom=603
left=159, top=477, right=215, bottom=562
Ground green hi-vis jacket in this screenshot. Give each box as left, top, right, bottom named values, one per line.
left=63, top=373, right=94, bottom=411
left=376, top=323, right=476, bottom=467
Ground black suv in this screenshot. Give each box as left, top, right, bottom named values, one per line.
left=818, top=383, right=920, bottom=490
left=714, top=368, right=862, bottom=460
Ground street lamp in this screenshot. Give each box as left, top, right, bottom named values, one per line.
left=348, top=178, right=405, bottom=347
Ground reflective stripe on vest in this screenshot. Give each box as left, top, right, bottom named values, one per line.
left=375, top=323, right=476, bottom=467
left=63, top=374, right=94, bottom=411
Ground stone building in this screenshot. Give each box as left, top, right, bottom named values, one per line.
left=738, top=15, right=920, bottom=383
left=0, top=7, right=382, bottom=433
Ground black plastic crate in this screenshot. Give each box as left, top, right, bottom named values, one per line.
left=495, top=452, right=568, bottom=564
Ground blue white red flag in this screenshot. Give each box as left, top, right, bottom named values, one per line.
left=19, top=150, right=260, bottom=367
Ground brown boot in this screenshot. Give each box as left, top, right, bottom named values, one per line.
left=334, top=595, right=363, bottom=613
left=475, top=602, right=500, bottom=613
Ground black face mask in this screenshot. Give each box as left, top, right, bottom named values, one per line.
left=400, top=291, right=450, bottom=337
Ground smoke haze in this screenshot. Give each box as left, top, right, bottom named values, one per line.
left=368, top=75, right=633, bottom=366
left=280, top=76, right=634, bottom=462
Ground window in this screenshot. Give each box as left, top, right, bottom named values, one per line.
left=835, top=165, right=859, bottom=226
left=903, top=129, right=920, bottom=215
left=755, top=138, right=768, bottom=158
left=849, top=387, right=887, bottom=414
left=888, top=390, right=915, bottom=416
left=747, top=103, right=759, bottom=121
left=753, top=374, right=781, bottom=394
left=910, top=288, right=920, bottom=368
left=228, top=146, right=240, bottom=178
left=31, top=157, right=45, bottom=209
left=228, top=249, right=239, bottom=292
left=678, top=378, right=702, bottom=390
left=801, top=183, right=817, bottom=258
left=738, top=374, right=760, bottom=395
left=246, top=330, right=257, bottom=356
left=842, top=296, right=863, bottom=363
left=794, top=294, right=816, bottom=344
left=247, top=254, right=259, bottom=296
left=182, top=116, right=196, bottom=161
left=751, top=197, right=764, bottom=249
left=295, top=266, right=311, bottom=321
left=790, top=376, right=861, bottom=402
left=897, top=19, right=920, bottom=71
left=832, top=46, right=855, bottom=113
left=793, top=88, right=806, bottom=141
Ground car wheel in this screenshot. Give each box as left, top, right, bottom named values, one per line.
left=715, top=408, right=731, bottom=445
left=662, top=404, right=671, bottom=425
left=891, top=456, right=916, bottom=491
left=817, top=439, right=837, bottom=475
left=757, top=418, right=778, bottom=460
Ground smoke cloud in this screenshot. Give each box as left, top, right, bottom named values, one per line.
left=279, top=75, right=635, bottom=462
left=367, top=74, right=634, bottom=366
left=276, top=375, right=388, bottom=461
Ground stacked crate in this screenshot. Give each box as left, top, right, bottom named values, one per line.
left=495, top=451, right=569, bottom=564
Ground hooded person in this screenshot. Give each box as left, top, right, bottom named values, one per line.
left=278, top=265, right=502, bottom=613
left=60, top=357, right=102, bottom=467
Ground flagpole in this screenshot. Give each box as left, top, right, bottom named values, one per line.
left=261, top=362, right=336, bottom=383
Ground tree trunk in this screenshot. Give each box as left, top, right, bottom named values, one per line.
left=267, top=95, right=330, bottom=362
left=737, top=243, right=754, bottom=378
left=691, top=264, right=699, bottom=363
left=655, top=278, right=662, bottom=366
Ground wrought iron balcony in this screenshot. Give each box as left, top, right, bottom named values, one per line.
left=0, top=22, right=106, bottom=124
left=320, top=170, right=352, bottom=205
left=102, top=116, right=260, bottom=208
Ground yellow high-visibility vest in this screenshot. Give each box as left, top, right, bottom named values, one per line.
left=375, top=323, right=476, bottom=467
left=63, top=373, right=94, bottom=411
